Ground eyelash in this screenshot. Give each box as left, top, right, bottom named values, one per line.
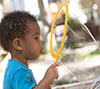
left=35, top=37, right=39, bottom=39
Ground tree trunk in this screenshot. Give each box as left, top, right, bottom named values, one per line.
left=37, top=0, right=49, bottom=26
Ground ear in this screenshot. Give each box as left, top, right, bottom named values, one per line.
left=12, top=38, right=23, bottom=51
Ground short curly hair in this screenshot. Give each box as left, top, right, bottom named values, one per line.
left=0, top=11, right=37, bottom=52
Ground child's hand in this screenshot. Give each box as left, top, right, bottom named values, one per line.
left=43, top=64, right=59, bottom=84
left=33, top=64, right=59, bottom=89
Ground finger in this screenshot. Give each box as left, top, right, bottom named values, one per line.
left=55, top=63, right=59, bottom=67
left=53, top=68, right=59, bottom=74
left=54, top=72, right=59, bottom=79
left=49, top=64, right=56, bottom=68
left=56, top=74, right=59, bottom=79
left=51, top=64, right=59, bottom=68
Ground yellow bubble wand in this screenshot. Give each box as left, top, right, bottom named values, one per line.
left=50, top=1, right=69, bottom=85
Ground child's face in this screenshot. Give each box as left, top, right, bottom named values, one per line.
left=22, top=22, right=42, bottom=60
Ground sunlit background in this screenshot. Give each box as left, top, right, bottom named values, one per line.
left=0, top=0, right=100, bottom=89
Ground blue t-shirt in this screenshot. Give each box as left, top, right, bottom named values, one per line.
left=3, top=59, right=37, bottom=89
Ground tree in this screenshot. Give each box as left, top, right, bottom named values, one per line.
left=37, top=0, right=49, bottom=26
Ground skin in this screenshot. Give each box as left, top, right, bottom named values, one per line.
left=10, top=21, right=59, bottom=89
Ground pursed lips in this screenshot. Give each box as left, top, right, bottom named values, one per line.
left=40, top=47, right=43, bottom=53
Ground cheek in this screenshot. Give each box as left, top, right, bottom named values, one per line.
left=24, top=41, right=40, bottom=55
left=24, top=40, right=34, bottom=48
left=26, top=43, right=35, bottom=53
left=23, top=45, right=38, bottom=60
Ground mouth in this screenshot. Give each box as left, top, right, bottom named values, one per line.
left=40, top=48, right=44, bottom=54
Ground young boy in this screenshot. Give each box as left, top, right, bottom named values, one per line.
left=0, top=11, right=59, bottom=89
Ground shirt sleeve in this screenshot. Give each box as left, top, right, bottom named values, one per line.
left=12, top=68, right=36, bottom=89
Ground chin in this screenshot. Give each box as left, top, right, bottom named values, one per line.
left=34, top=55, right=39, bottom=59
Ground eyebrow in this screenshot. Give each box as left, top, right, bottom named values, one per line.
left=34, top=32, right=40, bottom=34
left=34, top=32, right=40, bottom=35
left=32, top=32, right=40, bottom=37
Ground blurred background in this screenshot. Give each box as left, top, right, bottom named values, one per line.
left=0, top=0, right=100, bottom=89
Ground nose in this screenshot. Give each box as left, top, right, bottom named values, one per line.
left=39, top=40, right=42, bottom=47
left=40, top=41, right=44, bottom=53
left=39, top=40, right=43, bottom=48
left=40, top=45, right=44, bottom=54
left=40, top=40, right=42, bottom=46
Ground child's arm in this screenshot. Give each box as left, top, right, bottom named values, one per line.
left=33, top=64, right=59, bottom=89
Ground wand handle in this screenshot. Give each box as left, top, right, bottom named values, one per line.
left=51, top=56, right=60, bottom=86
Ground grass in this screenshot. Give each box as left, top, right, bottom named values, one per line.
left=76, top=48, right=100, bottom=60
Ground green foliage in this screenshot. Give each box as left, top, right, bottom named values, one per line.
left=89, top=48, right=100, bottom=56
left=76, top=48, right=100, bottom=60
left=68, top=16, right=82, bottom=31
left=0, top=53, right=7, bottom=62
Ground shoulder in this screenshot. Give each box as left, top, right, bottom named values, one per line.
left=13, top=68, right=30, bottom=78
left=12, top=68, right=37, bottom=89
left=4, top=60, right=31, bottom=81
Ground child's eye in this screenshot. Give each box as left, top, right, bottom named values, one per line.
left=34, top=37, right=39, bottom=39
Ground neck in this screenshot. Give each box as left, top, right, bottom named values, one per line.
left=11, top=52, right=28, bottom=67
